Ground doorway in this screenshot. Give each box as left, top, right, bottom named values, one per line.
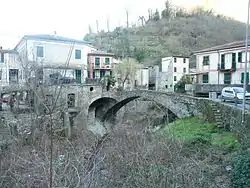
left=75, top=70, right=81, bottom=84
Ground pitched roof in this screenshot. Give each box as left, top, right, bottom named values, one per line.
left=14, top=34, right=92, bottom=49
left=24, top=34, right=91, bottom=44
left=88, top=50, right=114, bottom=56
left=193, top=40, right=250, bottom=54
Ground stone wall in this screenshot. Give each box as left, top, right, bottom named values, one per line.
left=195, top=98, right=250, bottom=133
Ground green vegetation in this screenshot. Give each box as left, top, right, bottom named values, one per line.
left=161, top=117, right=240, bottom=150
left=174, top=75, right=192, bottom=93
left=84, top=2, right=245, bottom=67
left=231, top=150, right=250, bottom=188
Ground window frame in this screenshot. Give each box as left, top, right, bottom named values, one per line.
left=202, top=74, right=209, bottom=84
left=0, top=53, right=4, bottom=63
left=224, top=72, right=231, bottom=84
left=203, top=56, right=210, bottom=66
left=36, top=46, right=44, bottom=58
left=95, top=57, right=100, bottom=67
left=238, top=52, right=242, bottom=62
left=105, top=57, right=110, bottom=65
left=241, top=72, right=249, bottom=83
left=221, top=54, right=225, bottom=69
left=232, top=53, right=236, bottom=69
left=75, top=49, right=81, bottom=60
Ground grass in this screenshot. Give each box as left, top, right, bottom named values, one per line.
left=160, top=117, right=240, bottom=150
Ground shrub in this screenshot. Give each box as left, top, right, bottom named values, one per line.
left=231, top=150, right=250, bottom=188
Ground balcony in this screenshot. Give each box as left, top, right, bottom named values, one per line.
left=218, top=63, right=236, bottom=72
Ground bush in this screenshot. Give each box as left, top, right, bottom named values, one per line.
left=231, top=150, right=250, bottom=188
left=174, top=75, right=192, bottom=93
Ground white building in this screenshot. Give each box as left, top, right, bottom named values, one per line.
left=14, top=34, right=97, bottom=84
left=193, top=40, right=250, bottom=86
left=134, top=67, right=149, bottom=88
left=161, top=56, right=190, bottom=92
left=0, top=48, right=24, bottom=87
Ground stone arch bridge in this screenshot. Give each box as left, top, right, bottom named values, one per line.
left=4, top=85, right=247, bottom=135
left=88, top=89, right=200, bottom=124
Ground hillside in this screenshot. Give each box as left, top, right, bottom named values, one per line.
left=84, top=5, right=246, bottom=67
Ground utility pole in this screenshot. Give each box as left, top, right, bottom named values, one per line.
left=242, top=0, right=250, bottom=126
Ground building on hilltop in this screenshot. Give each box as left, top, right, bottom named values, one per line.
left=0, top=47, right=24, bottom=88
left=14, top=34, right=97, bottom=85
left=186, top=40, right=250, bottom=97
left=161, top=56, right=190, bottom=92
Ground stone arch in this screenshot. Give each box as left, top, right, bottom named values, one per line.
left=101, top=96, right=178, bottom=124
left=88, top=97, right=117, bottom=121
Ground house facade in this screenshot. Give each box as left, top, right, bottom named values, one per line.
left=87, top=51, right=114, bottom=79
left=14, top=34, right=97, bottom=84
left=0, top=48, right=24, bottom=87
left=161, top=56, right=190, bottom=92
left=194, top=41, right=250, bottom=86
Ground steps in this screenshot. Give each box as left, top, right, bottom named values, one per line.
left=211, top=103, right=224, bottom=128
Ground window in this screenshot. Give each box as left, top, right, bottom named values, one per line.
left=67, top=93, right=75, bottom=107
left=174, top=76, right=177, bottom=81
left=232, top=53, right=236, bottom=69
left=203, top=56, right=209, bottom=66
left=241, top=72, right=249, bottom=83
left=95, top=57, right=100, bottom=66
left=9, top=69, right=19, bottom=84
left=221, top=54, right=225, bottom=69
left=183, top=58, right=186, bottom=63
left=183, top=68, right=186, bottom=73
left=238, top=52, right=242, bottom=62
left=36, top=46, right=44, bottom=57
left=174, top=57, right=177, bottom=63
left=75, top=49, right=81, bottom=59
left=105, top=57, right=110, bottom=64
left=174, top=67, right=177, bottom=72
left=0, top=53, right=4, bottom=63
left=0, top=69, right=2, bottom=80
left=202, top=74, right=209, bottom=83
left=224, top=73, right=231, bottom=84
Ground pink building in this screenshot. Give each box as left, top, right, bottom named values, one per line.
left=87, top=51, right=114, bottom=79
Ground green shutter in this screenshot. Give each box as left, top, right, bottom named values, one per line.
left=232, top=53, right=236, bottom=69
left=105, top=58, right=110, bottom=64
left=95, top=57, right=100, bottom=67
left=238, top=52, right=242, bottom=62
left=202, top=74, right=209, bottom=83
left=241, top=72, right=249, bottom=83
left=221, top=54, right=225, bottom=69
left=224, top=73, right=231, bottom=84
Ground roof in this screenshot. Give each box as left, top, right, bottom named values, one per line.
left=88, top=50, right=114, bottom=56
left=14, top=34, right=92, bottom=49
left=193, top=40, right=250, bottom=54
left=0, top=49, right=18, bottom=54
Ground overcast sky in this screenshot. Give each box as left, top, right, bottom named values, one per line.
left=0, top=0, right=248, bottom=49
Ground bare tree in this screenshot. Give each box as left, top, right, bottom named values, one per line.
left=113, top=58, right=140, bottom=89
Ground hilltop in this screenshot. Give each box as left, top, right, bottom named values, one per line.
left=84, top=4, right=246, bottom=67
